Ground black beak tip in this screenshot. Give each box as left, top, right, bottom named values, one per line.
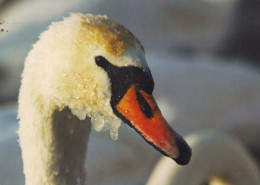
left=174, top=137, right=192, bottom=165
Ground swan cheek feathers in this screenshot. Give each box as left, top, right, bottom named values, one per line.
left=52, top=63, right=122, bottom=138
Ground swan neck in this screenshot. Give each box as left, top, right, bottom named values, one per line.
left=19, top=104, right=91, bottom=185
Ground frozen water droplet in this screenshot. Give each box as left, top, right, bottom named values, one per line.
left=110, top=130, right=118, bottom=140
left=71, top=109, right=86, bottom=120
left=90, top=112, right=121, bottom=140
left=109, top=118, right=121, bottom=140
left=91, top=116, right=104, bottom=132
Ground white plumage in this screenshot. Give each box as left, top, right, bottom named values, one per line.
left=18, top=13, right=147, bottom=185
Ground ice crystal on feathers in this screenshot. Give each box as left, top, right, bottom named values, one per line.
left=110, top=118, right=121, bottom=140
left=91, top=115, right=104, bottom=132
left=70, top=104, right=122, bottom=140
left=71, top=109, right=88, bottom=120
left=91, top=113, right=121, bottom=140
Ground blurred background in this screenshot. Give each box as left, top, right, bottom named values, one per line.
left=0, top=0, right=260, bottom=184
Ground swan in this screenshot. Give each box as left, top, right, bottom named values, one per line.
left=146, top=130, right=260, bottom=185
left=18, top=13, right=191, bottom=185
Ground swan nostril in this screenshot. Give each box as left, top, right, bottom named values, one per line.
left=174, top=136, right=192, bottom=165
left=136, top=89, right=153, bottom=119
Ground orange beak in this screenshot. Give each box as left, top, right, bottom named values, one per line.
left=116, top=85, right=191, bottom=165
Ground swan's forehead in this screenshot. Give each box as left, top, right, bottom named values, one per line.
left=78, top=14, right=144, bottom=57
left=93, top=47, right=148, bottom=70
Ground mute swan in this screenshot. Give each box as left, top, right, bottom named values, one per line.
left=146, top=130, right=260, bottom=185
left=18, top=13, right=191, bottom=185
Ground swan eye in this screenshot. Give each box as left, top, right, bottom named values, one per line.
left=136, top=89, right=153, bottom=118
left=95, top=56, right=109, bottom=69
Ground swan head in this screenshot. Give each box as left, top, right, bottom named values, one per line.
left=23, top=13, right=191, bottom=165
